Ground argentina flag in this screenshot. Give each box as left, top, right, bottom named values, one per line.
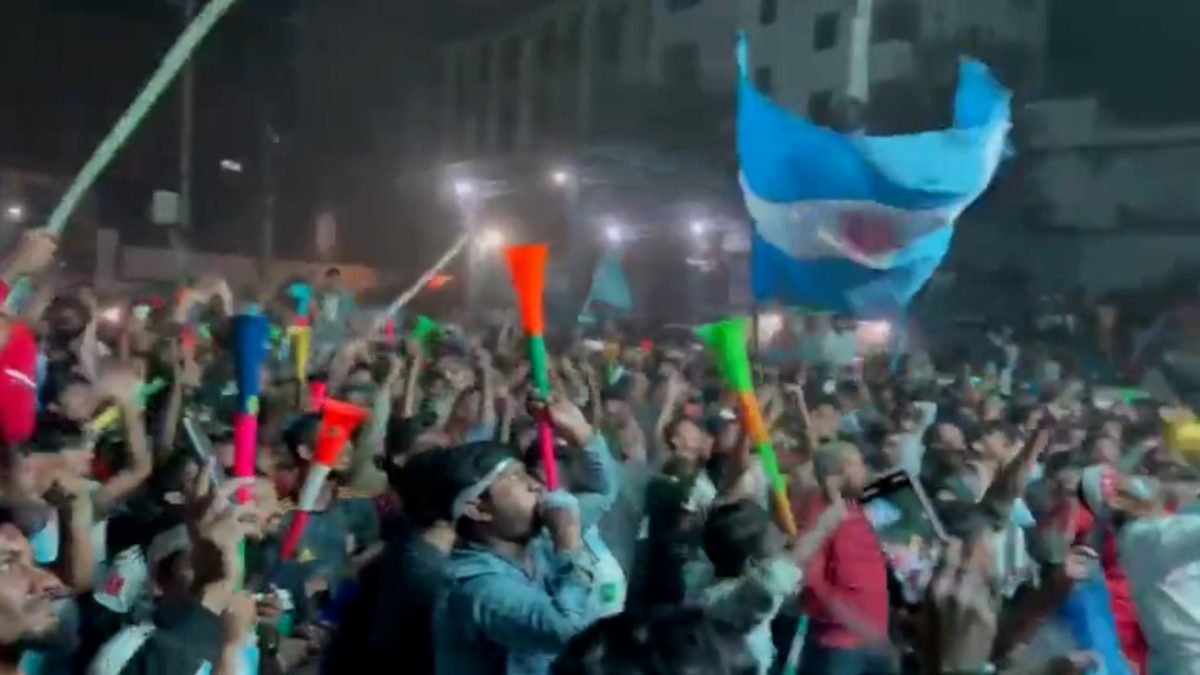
left=737, top=35, right=1011, bottom=316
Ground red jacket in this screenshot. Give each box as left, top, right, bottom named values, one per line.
left=1070, top=501, right=1148, bottom=673
left=801, top=501, right=890, bottom=648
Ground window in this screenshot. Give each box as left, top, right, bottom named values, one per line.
left=964, top=25, right=984, bottom=49
left=754, top=66, right=774, bottom=94
left=501, top=39, right=521, bottom=81
left=759, top=0, right=778, bottom=26
left=476, top=110, right=489, bottom=150
left=538, top=23, right=556, bottom=70
left=808, top=89, right=834, bottom=125
left=873, top=0, right=920, bottom=43
left=666, top=0, right=701, bottom=11
left=562, top=11, right=583, bottom=67
left=498, top=98, right=517, bottom=153
left=479, top=43, right=493, bottom=83
left=662, top=42, right=700, bottom=86
left=813, top=12, right=839, bottom=51
left=598, top=2, right=628, bottom=66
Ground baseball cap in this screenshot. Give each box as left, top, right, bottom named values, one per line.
left=0, top=319, right=38, bottom=445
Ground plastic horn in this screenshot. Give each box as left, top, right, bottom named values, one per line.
left=231, top=313, right=269, bottom=504
left=308, top=379, right=328, bottom=412
left=410, top=315, right=442, bottom=345
left=287, top=283, right=313, bottom=386
left=279, top=399, right=369, bottom=560
left=89, top=378, right=169, bottom=436
left=503, top=243, right=558, bottom=489
left=5, top=0, right=242, bottom=311
left=696, top=318, right=797, bottom=537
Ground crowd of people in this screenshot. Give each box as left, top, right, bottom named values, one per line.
left=1, top=227, right=1199, bottom=675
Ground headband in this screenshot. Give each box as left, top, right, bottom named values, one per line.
left=452, top=458, right=515, bottom=521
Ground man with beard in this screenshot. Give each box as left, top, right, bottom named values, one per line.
left=800, top=442, right=897, bottom=675
left=0, top=505, right=71, bottom=675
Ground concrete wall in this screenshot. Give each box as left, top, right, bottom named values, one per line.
left=113, top=242, right=389, bottom=293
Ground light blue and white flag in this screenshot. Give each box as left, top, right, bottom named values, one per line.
left=737, top=35, right=1011, bottom=316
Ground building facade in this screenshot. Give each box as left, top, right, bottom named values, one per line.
left=420, top=0, right=1050, bottom=163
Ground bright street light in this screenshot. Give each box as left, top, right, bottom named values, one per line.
left=219, top=158, right=244, bottom=173
left=477, top=228, right=505, bottom=250
left=453, top=179, right=476, bottom=199
left=690, top=219, right=707, bottom=237
left=4, top=204, right=24, bottom=222
left=604, top=224, right=624, bottom=244
left=550, top=169, right=572, bottom=188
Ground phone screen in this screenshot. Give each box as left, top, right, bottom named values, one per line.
left=862, top=469, right=946, bottom=546
left=182, top=413, right=226, bottom=485
left=862, top=469, right=946, bottom=602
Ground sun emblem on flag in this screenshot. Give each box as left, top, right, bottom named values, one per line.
left=838, top=210, right=898, bottom=258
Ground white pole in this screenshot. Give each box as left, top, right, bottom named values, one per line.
left=379, top=230, right=473, bottom=323
left=846, top=0, right=875, bottom=105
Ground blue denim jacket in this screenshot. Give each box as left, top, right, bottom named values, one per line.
left=433, top=435, right=618, bottom=675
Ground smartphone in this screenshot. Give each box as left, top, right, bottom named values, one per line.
left=182, top=413, right=226, bottom=485
left=862, top=469, right=947, bottom=546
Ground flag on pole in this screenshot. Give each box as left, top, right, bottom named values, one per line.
left=736, top=34, right=1011, bottom=317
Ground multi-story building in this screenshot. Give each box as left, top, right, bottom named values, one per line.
left=420, top=0, right=658, bottom=161
left=740, top=0, right=1046, bottom=127
left=403, top=0, right=1055, bottom=318
left=420, top=0, right=1050, bottom=161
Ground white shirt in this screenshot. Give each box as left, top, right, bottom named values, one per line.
left=1118, top=512, right=1200, bottom=675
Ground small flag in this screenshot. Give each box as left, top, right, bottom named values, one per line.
left=584, top=250, right=632, bottom=312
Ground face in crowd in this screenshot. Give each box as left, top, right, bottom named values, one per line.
left=464, top=460, right=545, bottom=544
left=669, top=417, right=714, bottom=465
left=0, top=522, right=67, bottom=656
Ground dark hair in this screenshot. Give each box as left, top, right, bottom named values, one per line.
left=283, top=413, right=323, bottom=463
left=552, top=607, right=757, bottom=675
left=970, top=419, right=1016, bottom=447
left=28, top=412, right=87, bottom=453
left=661, top=413, right=699, bottom=452
left=325, top=267, right=342, bottom=278
left=397, top=449, right=459, bottom=529
left=703, top=500, right=771, bottom=579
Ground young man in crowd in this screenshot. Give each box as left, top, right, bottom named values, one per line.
left=801, top=441, right=896, bottom=675
left=433, top=398, right=608, bottom=675
left=0, top=505, right=71, bottom=675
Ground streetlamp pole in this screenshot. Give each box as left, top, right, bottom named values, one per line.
left=179, top=0, right=196, bottom=231
left=260, top=123, right=278, bottom=281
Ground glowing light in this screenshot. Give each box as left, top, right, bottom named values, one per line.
left=4, top=204, right=24, bottom=222
left=477, top=228, right=505, bottom=250
left=453, top=179, right=475, bottom=199
left=550, top=169, right=572, bottom=187
left=100, top=307, right=123, bottom=324
left=690, top=219, right=707, bottom=236
left=758, top=311, right=784, bottom=346
left=857, top=320, right=892, bottom=346
left=219, top=158, right=244, bottom=173
left=605, top=224, right=624, bottom=244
